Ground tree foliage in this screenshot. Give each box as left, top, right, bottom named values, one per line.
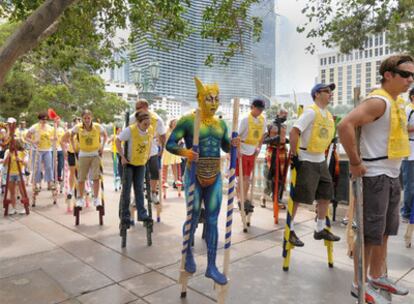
left=0, top=0, right=262, bottom=85
left=298, top=0, right=414, bottom=55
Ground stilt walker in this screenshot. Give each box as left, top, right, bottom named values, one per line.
left=2, top=122, right=30, bottom=216
left=216, top=98, right=239, bottom=303
left=178, top=109, right=200, bottom=298
left=282, top=105, right=303, bottom=272
left=112, top=123, right=121, bottom=191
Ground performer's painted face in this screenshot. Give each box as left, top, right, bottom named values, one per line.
left=195, top=77, right=220, bottom=118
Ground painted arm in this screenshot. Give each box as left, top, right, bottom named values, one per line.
left=221, top=120, right=231, bottom=153
left=166, top=115, right=198, bottom=161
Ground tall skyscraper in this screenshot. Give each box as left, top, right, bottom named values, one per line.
left=129, top=0, right=255, bottom=104
left=251, top=0, right=276, bottom=100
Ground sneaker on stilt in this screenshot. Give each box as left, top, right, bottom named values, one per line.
left=93, top=197, right=102, bottom=207
left=369, top=275, right=409, bottom=296
left=288, top=231, right=304, bottom=247
left=351, top=282, right=391, bottom=304
left=314, top=229, right=341, bottom=242
left=75, top=198, right=85, bottom=208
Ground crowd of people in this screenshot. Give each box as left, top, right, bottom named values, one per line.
left=1, top=53, right=413, bottom=304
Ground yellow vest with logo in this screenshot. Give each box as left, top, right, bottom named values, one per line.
left=35, top=124, right=53, bottom=150
left=9, top=151, right=26, bottom=175
left=129, top=124, right=152, bottom=166
left=244, top=114, right=265, bottom=146
left=306, top=104, right=335, bottom=153
left=78, top=123, right=101, bottom=152
left=369, top=89, right=410, bottom=159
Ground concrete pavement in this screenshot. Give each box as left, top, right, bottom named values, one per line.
left=1, top=170, right=413, bottom=304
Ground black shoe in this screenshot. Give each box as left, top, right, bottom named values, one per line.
left=289, top=231, right=304, bottom=247
left=313, top=229, right=341, bottom=242
left=138, top=214, right=149, bottom=222
left=244, top=200, right=254, bottom=213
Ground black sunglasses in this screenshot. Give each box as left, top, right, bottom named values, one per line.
left=392, top=68, right=414, bottom=79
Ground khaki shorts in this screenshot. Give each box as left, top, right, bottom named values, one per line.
left=363, top=175, right=400, bottom=245
left=293, top=161, right=333, bottom=204
left=78, top=156, right=100, bottom=182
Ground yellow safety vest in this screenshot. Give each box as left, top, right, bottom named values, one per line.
left=306, top=104, right=335, bottom=153
left=244, top=113, right=265, bottom=146
left=369, top=89, right=410, bottom=159
left=35, top=124, right=53, bottom=150
left=9, top=151, right=26, bottom=175
left=129, top=124, right=152, bottom=166
left=78, top=123, right=101, bottom=152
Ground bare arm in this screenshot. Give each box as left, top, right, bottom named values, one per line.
left=338, top=98, right=386, bottom=177
left=289, top=127, right=301, bottom=155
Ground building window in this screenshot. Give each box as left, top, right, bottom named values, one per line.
left=375, top=48, right=378, bottom=56
left=356, top=63, right=361, bottom=87
left=347, top=65, right=352, bottom=103
left=320, top=58, right=323, bottom=66
left=369, top=49, right=373, bottom=57
left=329, top=68, right=334, bottom=83
left=321, top=69, right=326, bottom=84
left=365, top=62, right=371, bottom=93
left=376, top=60, right=382, bottom=84
left=338, top=66, right=343, bottom=104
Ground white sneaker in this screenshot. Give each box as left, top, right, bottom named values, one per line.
left=8, top=208, right=17, bottom=215
left=75, top=198, right=85, bottom=208
left=93, top=197, right=102, bottom=207
left=151, top=192, right=159, bottom=204
left=17, top=209, right=27, bottom=215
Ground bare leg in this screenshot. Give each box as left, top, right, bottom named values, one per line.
left=369, top=236, right=388, bottom=279
left=316, top=199, right=330, bottom=220
left=93, top=179, right=100, bottom=198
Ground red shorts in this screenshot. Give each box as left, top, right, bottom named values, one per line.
left=235, top=154, right=256, bottom=177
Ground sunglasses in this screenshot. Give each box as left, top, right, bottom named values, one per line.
left=392, top=68, right=414, bottom=79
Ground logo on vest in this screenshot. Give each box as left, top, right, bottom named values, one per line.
left=253, top=130, right=260, bottom=138
left=85, top=136, right=93, bottom=145
left=319, top=127, right=329, bottom=138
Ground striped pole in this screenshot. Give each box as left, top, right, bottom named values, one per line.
left=217, top=98, right=239, bottom=303
left=282, top=105, right=303, bottom=271
left=98, top=160, right=105, bottom=225
left=179, top=109, right=200, bottom=298
left=325, top=211, right=334, bottom=267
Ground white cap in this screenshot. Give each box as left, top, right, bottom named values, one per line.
left=7, top=117, right=17, bottom=123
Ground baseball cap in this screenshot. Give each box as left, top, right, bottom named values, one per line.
left=251, top=98, right=265, bottom=109
left=311, top=83, right=336, bottom=100
left=7, top=117, right=17, bottom=123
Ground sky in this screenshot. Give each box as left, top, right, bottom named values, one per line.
left=275, top=0, right=328, bottom=95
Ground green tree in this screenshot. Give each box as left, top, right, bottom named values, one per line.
left=0, top=0, right=262, bottom=86
left=265, top=104, right=280, bottom=121
left=298, top=0, right=414, bottom=55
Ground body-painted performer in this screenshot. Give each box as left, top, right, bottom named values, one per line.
left=338, top=54, right=411, bottom=303
left=288, top=83, right=341, bottom=247
left=166, top=77, right=238, bottom=285
left=237, top=99, right=266, bottom=214
left=261, top=108, right=289, bottom=209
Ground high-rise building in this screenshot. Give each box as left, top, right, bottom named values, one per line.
left=129, top=0, right=255, bottom=104
left=318, top=32, right=396, bottom=106
left=251, top=0, right=276, bottom=100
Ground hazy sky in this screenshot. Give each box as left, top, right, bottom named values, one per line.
left=275, top=0, right=327, bottom=95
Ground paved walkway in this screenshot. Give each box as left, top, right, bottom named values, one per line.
left=1, top=170, right=413, bottom=304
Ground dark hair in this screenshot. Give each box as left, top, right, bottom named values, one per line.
left=37, top=111, right=48, bottom=120
left=135, top=110, right=150, bottom=122
left=409, top=87, right=414, bottom=99
left=379, top=54, right=414, bottom=84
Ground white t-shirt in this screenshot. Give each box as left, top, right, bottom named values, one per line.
left=129, top=111, right=166, bottom=157
left=71, top=124, right=105, bottom=157
left=406, top=104, right=414, bottom=160
left=293, top=106, right=327, bottom=163
left=239, top=114, right=267, bottom=156
left=117, top=126, right=149, bottom=161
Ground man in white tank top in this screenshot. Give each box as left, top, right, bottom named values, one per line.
left=338, top=54, right=413, bottom=303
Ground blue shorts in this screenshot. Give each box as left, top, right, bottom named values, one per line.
left=9, top=175, right=20, bottom=182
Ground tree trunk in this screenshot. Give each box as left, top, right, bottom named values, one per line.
left=0, top=0, right=77, bottom=86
